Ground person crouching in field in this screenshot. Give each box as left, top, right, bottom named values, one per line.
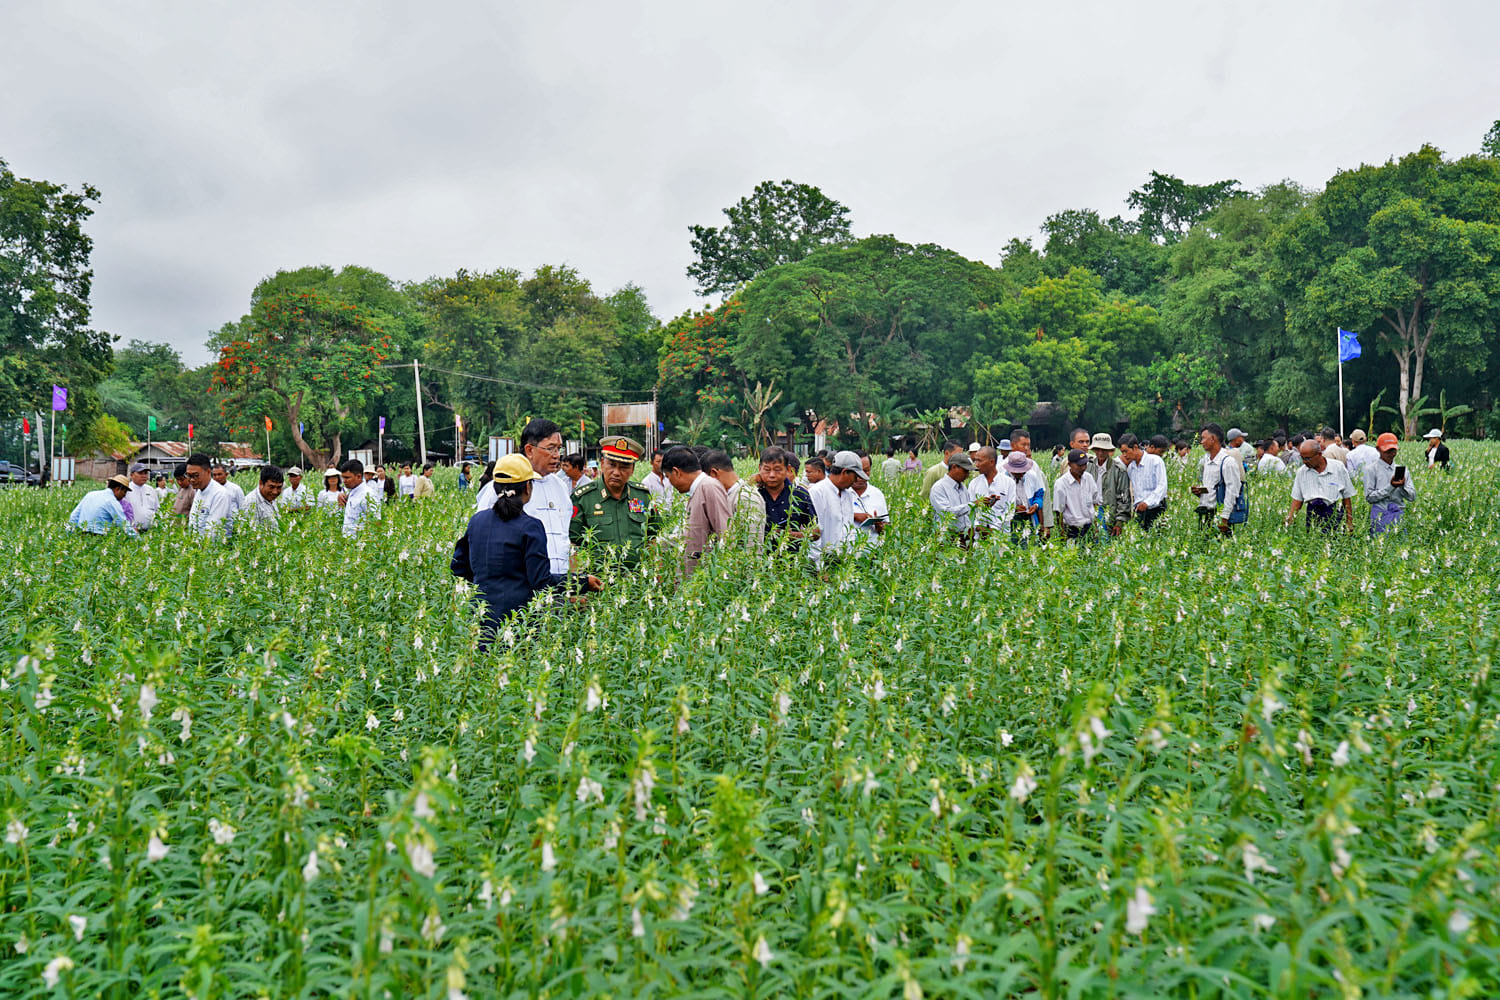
left=451, top=454, right=601, bottom=647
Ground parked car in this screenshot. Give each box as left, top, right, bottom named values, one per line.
left=0, top=462, right=42, bottom=486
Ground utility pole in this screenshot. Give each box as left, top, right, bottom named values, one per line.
left=413, top=360, right=428, bottom=466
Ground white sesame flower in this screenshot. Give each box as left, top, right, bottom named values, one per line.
left=522, top=739, right=536, bottom=764
left=67, top=915, right=86, bottom=942
left=478, top=878, right=494, bottom=905
left=1252, top=913, right=1276, bottom=932
left=752, top=935, right=774, bottom=968
left=1010, top=765, right=1038, bottom=804
left=631, top=907, right=645, bottom=938
left=146, top=834, right=169, bottom=863
left=952, top=933, right=972, bottom=972
left=1449, top=910, right=1472, bottom=935
left=406, top=838, right=435, bottom=878
left=585, top=681, right=603, bottom=713
left=208, top=818, right=236, bottom=846
left=171, top=708, right=192, bottom=743
left=138, top=683, right=158, bottom=723
left=302, top=849, right=319, bottom=882
left=775, top=690, right=792, bottom=724
left=421, top=910, right=446, bottom=944
left=16, top=933, right=29, bottom=954
left=6, top=818, right=27, bottom=845
left=1260, top=691, right=1284, bottom=724
left=752, top=871, right=769, bottom=896
left=1242, top=842, right=1278, bottom=883
left=413, top=792, right=435, bottom=820
left=281, top=712, right=297, bottom=731
left=1331, top=741, right=1350, bottom=767
left=540, top=841, right=556, bottom=872
left=940, top=692, right=957, bottom=717
left=1000, top=729, right=1014, bottom=747
left=42, top=955, right=74, bottom=989
left=576, top=776, right=604, bottom=804
left=365, top=712, right=379, bottom=731
left=1125, top=886, right=1157, bottom=935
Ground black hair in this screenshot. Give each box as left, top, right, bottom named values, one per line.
left=186, top=453, right=212, bottom=470
left=173, top=462, right=188, bottom=479
left=805, top=457, right=827, bottom=473
left=1010, top=429, right=1031, bottom=444
left=461, top=462, right=472, bottom=472
left=260, top=465, right=284, bottom=485
left=492, top=480, right=530, bottom=520
left=941, top=440, right=960, bottom=453
left=702, top=450, right=734, bottom=474
left=401, top=462, right=412, bottom=471
left=1148, top=434, right=1170, bottom=450
left=423, top=463, right=434, bottom=473
left=651, top=448, right=664, bottom=460
left=1318, top=426, right=1337, bottom=440
left=907, top=448, right=918, bottom=458
left=1117, top=433, right=1140, bottom=449
left=383, top=476, right=397, bottom=499
left=1290, top=433, right=1305, bottom=447
left=785, top=454, right=800, bottom=473
left=520, top=418, right=561, bottom=450
left=661, top=447, right=700, bottom=474
left=1200, top=423, right=1225, bottom=446
left=884, top=448, right=895, bottom=457
left=339, top=458, right=364, bottom=476
left=760, top=446, right=794, bottom=467
left=1069, top=427, right=1090, bottom=443
left=1256, top=439, right=1272, bottom=451
left=562, top=453, right=585, bottom=471
left=1172, top=438, right=1190, bottom=449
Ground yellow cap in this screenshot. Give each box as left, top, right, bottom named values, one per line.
left=492, top=453, right=540, bottom=484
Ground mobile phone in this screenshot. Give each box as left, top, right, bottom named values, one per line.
left=1394, top=465, right=1406, bottom=480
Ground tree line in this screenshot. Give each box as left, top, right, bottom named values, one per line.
left=4, top=122, right=1498, bottom=468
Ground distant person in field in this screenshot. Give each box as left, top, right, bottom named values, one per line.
left=278, top=466, right=310, bottom=510
left=662, top=446, right=730, bottom=578
left=1191, top=424, right=1242, bottom=537
left=753, top=446, right=815, bottom=551
left=802, top=456, right=827, bottom=487
left=920, top=440, right=963, bottom=501
left=457, top=462, right=472, bottom=491
left=317, top=468, right=343, bottom=511
left=414, top=463, right=436, bottom=500
left=1283, top=439, right=1355, bottom=533
left=902, top=448, right=921, bottom=474
left=125, top=462, right=159, bottom=531
left=339, top=458, right=376, bottom=537
left=929, top=450, right=975, bottom=541
left=244, top=465, right=283, bottom=529
left=67, top=474, right=137, bottom=538
left=398, top=462, right=417, bottom=500
left=1424, top=429, right=1450, bottom=470
left=451, top=453, right=601, bottom=647
left=1054, top=448, right=1102, bottom=541
left=1173, top=439, right=1192, bottom=468
left=1344, top=430, right=1379, bottom=476
left=560, top=453, right=592, bottom=492
left=1069, top=427, right=1099, bottom=477
left=880, top=449, right=901, bottom=479
left=211, top=462, right=245, bottom=511
left=1363, top=433, right=1414, bottom=535
left=186, top=453, right=235, bottom=539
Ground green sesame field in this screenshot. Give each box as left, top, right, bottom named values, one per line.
left=3, top=443, right=1499, bottom=998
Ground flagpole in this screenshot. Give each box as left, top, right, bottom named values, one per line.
left=49, top=408, right=55, bottom=484
left=1336, top=327, right=1345, bottom=440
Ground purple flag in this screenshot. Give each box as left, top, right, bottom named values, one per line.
left=51, top=385, right=67, bottom=411
left=379, top=416, right=386, bottom=433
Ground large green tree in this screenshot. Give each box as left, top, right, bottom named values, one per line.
left=1272, top=146, right=1500, bottom=436
left=687, top=180, right=853, bottom=296
left=0, top=157, right=112, bottom=457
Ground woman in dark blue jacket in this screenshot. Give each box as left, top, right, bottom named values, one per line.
left=451, top=454, right=600, bottom=641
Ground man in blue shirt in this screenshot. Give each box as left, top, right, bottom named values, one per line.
left=68, top=475, right=138, bottom=538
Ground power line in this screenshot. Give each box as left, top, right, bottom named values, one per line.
left=376, top=361, right=656, bottom=400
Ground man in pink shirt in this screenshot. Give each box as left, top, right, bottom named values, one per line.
left=663, top=447, right=731, bottom=578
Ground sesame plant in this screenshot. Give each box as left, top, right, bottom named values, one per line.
left=2, top=443, right=1498, bottom=998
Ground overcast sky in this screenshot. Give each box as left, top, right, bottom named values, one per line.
left=5, top=1, right=1497, bottom=367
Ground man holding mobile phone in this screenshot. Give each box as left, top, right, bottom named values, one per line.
left=1362, top=432, right=1415, bottom=535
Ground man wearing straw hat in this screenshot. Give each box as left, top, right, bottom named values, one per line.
left=67, top=474, right=138, bottom=538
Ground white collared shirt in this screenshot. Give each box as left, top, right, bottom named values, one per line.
left=1346, top=444, right=1380, bottom=475
left=852, top=483, right=888, bottom=540
left=1291, top=461, right=1356, bottom=505
left=126, top=480, right=159, bottom=529
left=1127, top=452, right=1168, bottom=508
left=1053, top=471, right=1102, bottom=527
left=244, top=489, right=280, bottom=529
left=221, top=480, right=246, bottom=511
left=317, top=488, right=342, bottom=511
left=278, top=483, right=311, bottom=509
left=524, top=472, right=574, bottom=574
left=641, top=471, right=669, bottom=499
left=929, top=473, right=973, bottom=532
left=189, top=479, right=235, bottom=539
left=807, top=476, right=854, bottom=564
left=1257, top=454, right=1288, bottom=475
left=398, top=474, right=417, bottom=497
left=968, top=471, right=1015, bottom=530
left=343, top=481, right=376, bottom=536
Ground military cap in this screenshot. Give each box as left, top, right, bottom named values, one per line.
left=599, top=435, right=644, bottom=463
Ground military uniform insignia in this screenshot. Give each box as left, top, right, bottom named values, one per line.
left=628, top=498, right=645, bottom=513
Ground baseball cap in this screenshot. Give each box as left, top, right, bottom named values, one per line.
left=1227, top=428, right=1246, bottom=441
left=1349, top=430, right=1366, bottom=443
left=128, top=462, right=149, bottom=474
left=1067, top=448, right=1088, bottom=465
left=830, top=450, right=869, bottom=480
left=286, top=466, right=303, bottom=476
left=1424, top=428, right=1443, bottom=439
left=492, top=454, right=541, bottom=484
left=1089, top=432, right=1114, bottom=450
left=1375, top=433, right=1399, bottom=451
left=946, top=452, right=976, bottom=471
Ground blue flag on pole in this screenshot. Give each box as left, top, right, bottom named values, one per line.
left=1338, top=328, right=1362, bottom=363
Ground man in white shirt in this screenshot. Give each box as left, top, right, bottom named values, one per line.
left=967, top=445, right=1014, bottom=538
left=1008, top=430, right=1053, bottom=536
left=278, top=467, right=311, bottom=510
left=851, top=456, right=889, bottom=543
left=641, top=450, right=669, bottom=500
left=1255, top=439, right=1287, bottom=476
left=519, top=418, right=573, bottom=574
left=243, top=466, right=283, bottom=530
left=125, top=462, right=160, bottom=531
left=561, top=453, right=593, bottom=493
left=808, top=451, right=861, bottom=567
left=1284, top=439, right=1356, bottom=532
left=929, top=451, right=976, bottom=539
left=1344, top=430, right=1379, bottom=476
left=1119, top=434, right=1168, bottom=531
left=398, top=463, right=418, bottom=500
left=340, top=459, right=376, bottom=537
left=1190, top=424, right=1243, bottom=537
left=186, top=453, right=236, bottom=540
left=1053, top=449, right=1103, bottom=540
left=704, top=449, right=766, bottom=549
left=211, top=463, right=246, bottom=511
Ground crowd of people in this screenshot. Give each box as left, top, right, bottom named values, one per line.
left=63, top=412, right=1456, bottom=640
left=66, top=455, right=441, bottom=539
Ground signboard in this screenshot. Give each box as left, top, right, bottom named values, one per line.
left=602, top=400, right=658, bottom=458
left=348, top=449, right=374, bottom=468
left=488, top=436, right=515, bottom=462
left=54, top=458, right=75, bottom=484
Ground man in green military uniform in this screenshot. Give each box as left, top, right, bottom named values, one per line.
left=569, top=435, right=663, bottom=569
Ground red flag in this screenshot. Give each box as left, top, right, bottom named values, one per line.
left=264, top=416, right=273, bottom=432
left=21, top=417, right=30, bottom=435
left=188, top=423, right=194, bottom=440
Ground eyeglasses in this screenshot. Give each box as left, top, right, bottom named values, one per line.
left=530, top=443, right=562, bottom=454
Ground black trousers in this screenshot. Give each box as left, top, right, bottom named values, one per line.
left=1137, top=503, right=1166, bottom=531
left=1063, top=523, right=1093, bottom=541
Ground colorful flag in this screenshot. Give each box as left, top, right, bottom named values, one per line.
left=264, top=416, right=273, bottom=432
left=1338, top=328, right=1362, bottom=363
left=188, top=423, right=194, bottom=440
left=147, top=415, right=156, bottom=432
left=22, top=417, right=31, bottom=435
left=51, top=385, right=67, bottom=411
left=379, top=416, right=386, bottom=433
